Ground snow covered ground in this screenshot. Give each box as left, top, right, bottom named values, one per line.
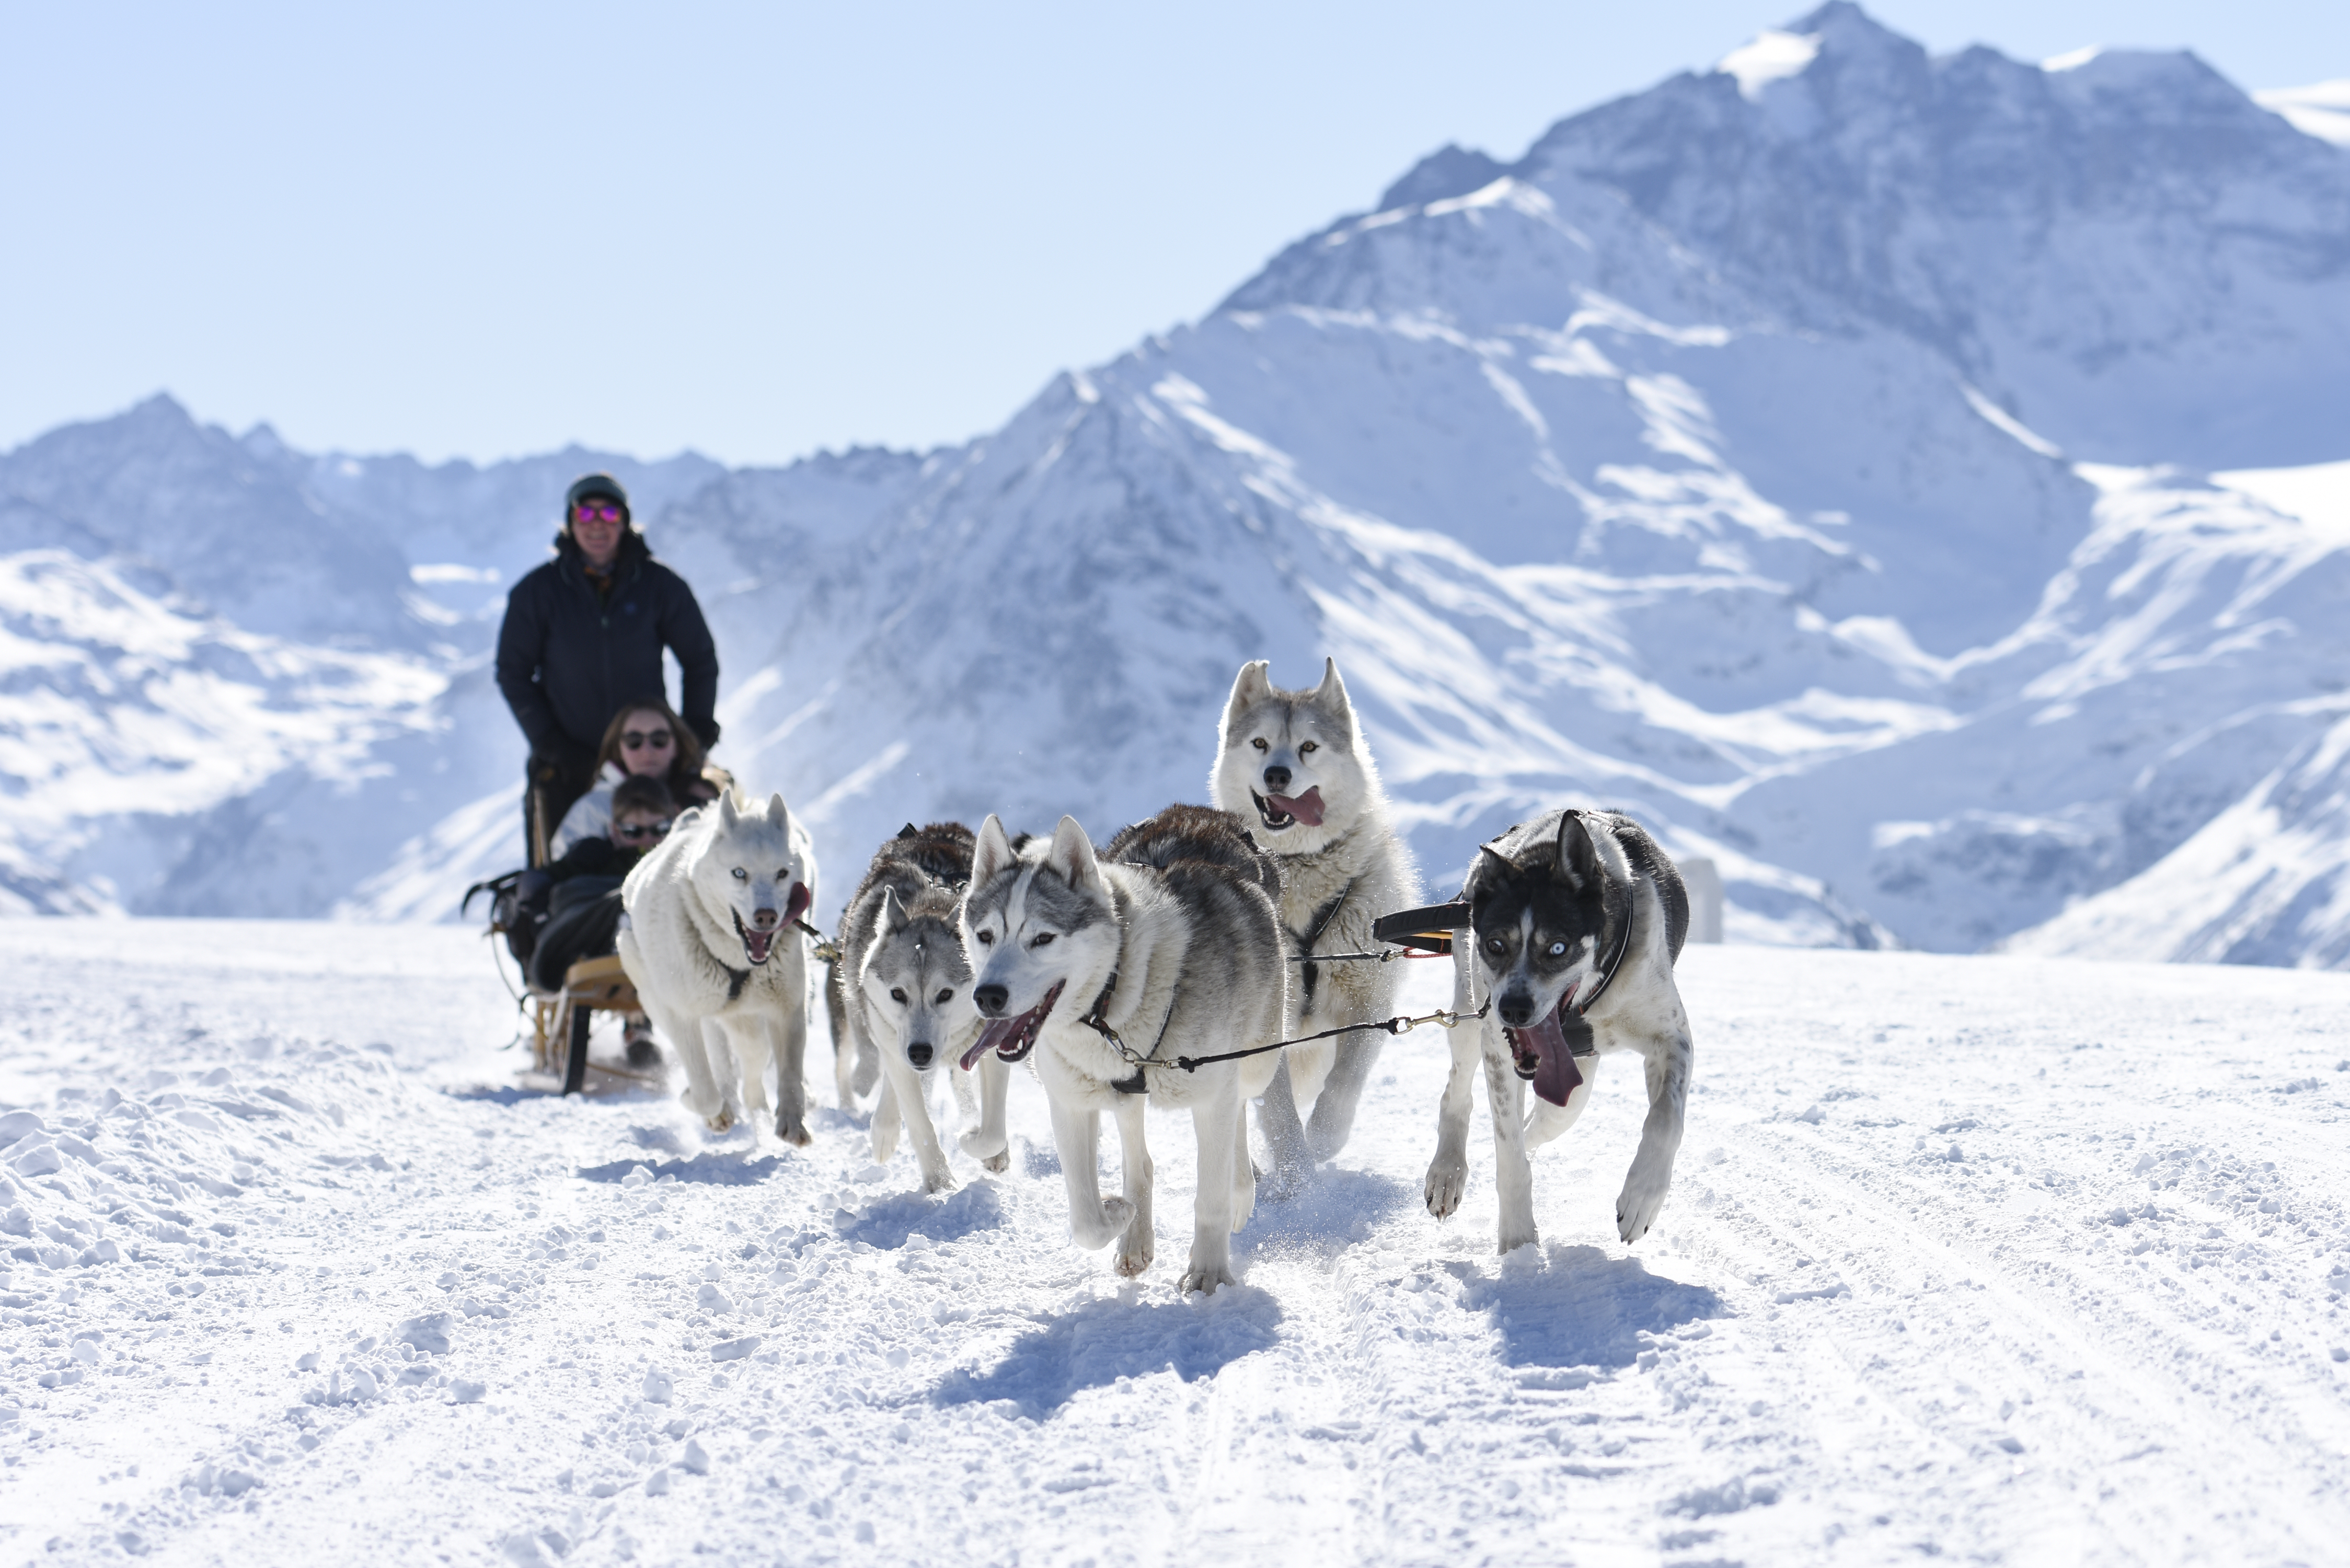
left=4, top=920, right=2346, bottom=1565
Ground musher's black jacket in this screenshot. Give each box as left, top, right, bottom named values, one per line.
left=494, top=529, right=720, bottom=760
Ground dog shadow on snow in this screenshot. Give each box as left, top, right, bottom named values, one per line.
left=1458, top=1244, right=1725, bottom=1385
left=931, top=1286, right=1284, bottom=1420
left=573, top=1150, right=787, bottom=1186
left=926, top=1168, right=1408, bottom=1420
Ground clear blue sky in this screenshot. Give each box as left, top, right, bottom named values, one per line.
left=3, top=2, right=2343, bottom=468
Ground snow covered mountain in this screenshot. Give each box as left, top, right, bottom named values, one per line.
left=4, top=3, right=2347, bottom=966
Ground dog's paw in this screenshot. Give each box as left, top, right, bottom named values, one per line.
left=980, top=1151, right=1009, bottom=1174
left=703, top=1106, right=736, bottom=1134
left=957, top=1127, right=1008, bottom=1163
left=1179, top=1259, right=1237, bottom=1296
left=1424, top=1159, right=1468, bottom=1219
left=680, top=1085, right=724, bottom=1120
left=1070, top=1197, right=1134, bottom=1250
left=1259, top=1159, right=1310, bottom=1205
left=870, top=1126, right=901, bottom=1163
left=1114, top=1232, right=1156, bottom=1277
left=1615, top=1160, right=1673, bottom=1244
left=919, top=1166, right=958, bottom=1197
left=1497, top=1223, right=1540, bottom=1255
left=774, top=1112, right=813, bottom=1149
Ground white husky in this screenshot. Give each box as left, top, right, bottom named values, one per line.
left=1209, top=659, right=1420, bottom=1190
left=961, top=807, right=1287, bottom=1294
left=619, top=792, right=818, bottom=1143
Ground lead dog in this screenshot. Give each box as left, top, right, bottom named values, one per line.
left=1210, top=659, right=1420, bottom=1191
left=619, top=791, right=818, bottom=1143
left=962, top=806, right=1287, bottom=1294
left=1423, top=809, right=1692, bottom=1252
left=833, top=823, right=1011, bottom=1193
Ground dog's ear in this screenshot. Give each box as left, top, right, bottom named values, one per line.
left=1310, top=656, right=1349, bottom=713
left=972, top=815, right=1015, bottom=886
left=766, top=792, right=791, bottom=827
left=716, top=790, right=741, bottom=829
left=1308, top=656, right=1356, bottom=745
left=1046, top=815, right=1102, bottom=896
left=878, top=886, right=907, bottom=933
left=1557, top=811, right=1628, bottom=892
left=1559, top=812, right=1597, bottom=892
left=1463, top=838, right=1512, bottom=904
left=1223, top=660, right=1274, bottom=736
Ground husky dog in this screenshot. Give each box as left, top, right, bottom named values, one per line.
left=961, top=806, right=1287, bottom=1294
left=1210, top=659, right=1420, bottom=1189
left=1424, top=809, right=1691, bottom=1253
left=619, top=792, right=819, bottom=1143
left=832, top=823, right=1011, bottom=1193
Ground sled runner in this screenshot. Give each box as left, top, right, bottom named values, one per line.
left=466, top=873, right=654, bottom=1096
left=527, top=954, right=647, bottom=1095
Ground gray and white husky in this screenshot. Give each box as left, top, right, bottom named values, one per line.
left=619, top=791, right=819, bottom=1143
left=832, top=823, right=1011, bottom=1194
left=1423, top=809, right=1692, bottom=1253
left=961, top=806, right=1287, bottom=1294
left=1209, top=659, right=1420, bottom=1189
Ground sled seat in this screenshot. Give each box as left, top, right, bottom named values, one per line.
left=528, top=954, right=642, bottom=1096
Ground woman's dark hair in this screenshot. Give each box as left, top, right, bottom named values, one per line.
left=593, top=698, right=716, bottom=804
left=610, top=774, right=676, bottom=820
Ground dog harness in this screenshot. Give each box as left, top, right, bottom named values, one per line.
left=1075, top=969, right=1183, bottom=1094
left=1285, top=879, right=1355, bottom=1017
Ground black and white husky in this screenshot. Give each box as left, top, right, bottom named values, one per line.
left=831, top=823, right=1011, bottom=1194
left=1209, top=659, right=1420, bottom=1190
left=1423, top=809, right=1692, bottom=1253
left=961, top=806, right=1288, bottom=1294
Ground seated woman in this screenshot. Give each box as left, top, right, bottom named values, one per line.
left=532, top=773, right=677, bottom=1064
left=549, top=697, right=721, bottom=860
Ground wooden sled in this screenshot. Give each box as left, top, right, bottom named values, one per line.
left=529, top=954, right=650, bottom=1095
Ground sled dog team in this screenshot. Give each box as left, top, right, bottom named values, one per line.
left=617, top=659, right=1694, bottom=1294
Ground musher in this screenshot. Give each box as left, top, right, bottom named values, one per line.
left=494, top=473, right=721, bottom=864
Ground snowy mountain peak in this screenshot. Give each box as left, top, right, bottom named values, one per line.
left=1715, top=29, right=1821, bottom=101
left=1375, top=144, right=1509, bottom=213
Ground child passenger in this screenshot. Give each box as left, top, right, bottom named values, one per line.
left=532, top=774, right=677, bottom=1064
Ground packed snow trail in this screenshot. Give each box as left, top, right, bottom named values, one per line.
left=1, top=921, right=2346, bottom=1565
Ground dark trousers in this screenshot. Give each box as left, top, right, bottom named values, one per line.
left=531, top=878, right=627, bottom=992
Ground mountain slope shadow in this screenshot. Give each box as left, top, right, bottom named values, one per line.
left=1460, top=1243, right=1726, bottom=1385
left=932, top=1287, right=1284, bottom=1419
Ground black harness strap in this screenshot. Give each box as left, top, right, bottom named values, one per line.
left=1076, top=970, right=1183, bottom=1095
left=1571, top=883, right=1637, bottom=1018
left=1287, top=880, right=1355, bottom=1016
left=1174, top=996, right=1492, bottom=1074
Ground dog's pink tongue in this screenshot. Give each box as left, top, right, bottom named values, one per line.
left=1268, top=787, right=1325, bottom=826
left=960, top=1016, right=1024, bottom=1073
left=1506, top=1011, right=1585, bottom=1108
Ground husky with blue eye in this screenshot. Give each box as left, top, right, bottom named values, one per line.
left=619, top=791, right=818, bottom=1142
left=1423, top=808, right=1692, bottom=1253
